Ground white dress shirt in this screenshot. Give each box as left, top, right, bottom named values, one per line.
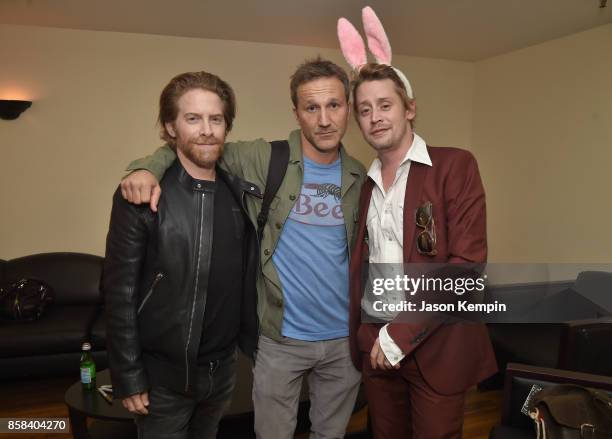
left=361, top=133, right=432, bottom=366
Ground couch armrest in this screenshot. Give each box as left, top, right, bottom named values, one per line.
left=558, top=318, right=612, bottom=375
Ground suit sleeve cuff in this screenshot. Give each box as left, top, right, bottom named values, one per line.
left=379, top=324, right=406, bottom=366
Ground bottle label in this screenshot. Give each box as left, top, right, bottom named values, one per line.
left=81, top=367, right=92, bottom=384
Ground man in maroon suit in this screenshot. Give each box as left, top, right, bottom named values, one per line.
left=349, top=63, right=497, bottom=438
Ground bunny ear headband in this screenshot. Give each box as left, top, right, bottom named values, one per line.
left=337, top=6, right=413, bottom=99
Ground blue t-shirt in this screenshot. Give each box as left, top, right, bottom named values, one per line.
left=272, top=156, right=349, bottom=341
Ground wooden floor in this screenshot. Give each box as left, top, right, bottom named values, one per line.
left=0, top=376, right=501, bottom=439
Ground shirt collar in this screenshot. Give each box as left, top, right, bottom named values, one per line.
left=367, top=132, right=432, bottom=180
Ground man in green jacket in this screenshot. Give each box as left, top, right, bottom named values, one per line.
left=120, top=57, right=366, bottom=439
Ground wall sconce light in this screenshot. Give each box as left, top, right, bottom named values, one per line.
left=0, top=100, right=32, bottom=120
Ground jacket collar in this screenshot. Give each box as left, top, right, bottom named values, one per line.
left=172, top=158, right=261, bottom=199
left=287, top=129, right=304, bottom=164
left=218, top=167, right=262, bottom=200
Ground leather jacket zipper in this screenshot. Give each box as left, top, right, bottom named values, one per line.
left=137, top=272, right=164, bottom=315
left=185, top=192, right=206, bottom=391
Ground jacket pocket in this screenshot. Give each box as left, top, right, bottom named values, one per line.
left=137, top=272, right=164, bottom=315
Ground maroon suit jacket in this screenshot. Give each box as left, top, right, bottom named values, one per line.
left=349, top=146, right=497, bottom=395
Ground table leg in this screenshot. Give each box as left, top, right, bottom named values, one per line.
left=68, top=406, right=90, bottom=439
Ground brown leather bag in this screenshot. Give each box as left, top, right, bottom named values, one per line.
left=529, top=384, right=612, bottom=439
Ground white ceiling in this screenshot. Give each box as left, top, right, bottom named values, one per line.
left=1, top=0, right=610, bottom=61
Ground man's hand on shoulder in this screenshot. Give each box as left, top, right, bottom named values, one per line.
left=122, top=391, right=150, bottom=415
left=120, top=170, right=162, bottom=212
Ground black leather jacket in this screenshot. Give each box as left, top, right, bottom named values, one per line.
left=103, top=160, right=261, bottom=399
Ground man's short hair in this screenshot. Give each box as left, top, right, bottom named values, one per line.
left=158, top=71, right=236, bottom=146
left=351, top=63, right=414, bottom=113
left=290, top=57, right=350, bottom=107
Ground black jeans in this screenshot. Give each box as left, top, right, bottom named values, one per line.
left=136, top=351, right=237, bottom=439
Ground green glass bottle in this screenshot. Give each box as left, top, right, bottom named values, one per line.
left=80, top=342, right=96, bottom=390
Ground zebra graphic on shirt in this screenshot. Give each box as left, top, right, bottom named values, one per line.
left=311, top=183, right=341, bottom=201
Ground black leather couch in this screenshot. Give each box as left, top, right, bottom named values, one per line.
left=489, top=363, right=612, bottom=439
left=0, top=252, right=108, bottom=380
left=483, top=273, right=612, bottom=389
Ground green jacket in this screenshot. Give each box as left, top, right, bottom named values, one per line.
left=127, top=129, right=367, bottom=341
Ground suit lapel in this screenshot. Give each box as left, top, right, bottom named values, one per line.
left=350, top=177, right=374, bottom=320
left=356, top=178, right=374, bottom=259
left=403, top=161, right=428, bottom=262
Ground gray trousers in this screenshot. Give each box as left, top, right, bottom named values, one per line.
left=253, top=335, right=362, bottom=439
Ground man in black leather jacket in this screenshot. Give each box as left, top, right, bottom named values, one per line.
left=103, top=71, right=259, bottom=439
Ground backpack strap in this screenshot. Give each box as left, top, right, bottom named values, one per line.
left=257, top=140, right=290, bottom=242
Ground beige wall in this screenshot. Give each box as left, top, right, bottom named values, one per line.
left=472, top=24, right=612, bottom=263
left=0, top=24, right=474, bottom=259
left=3, top=23, right=610, bottom=264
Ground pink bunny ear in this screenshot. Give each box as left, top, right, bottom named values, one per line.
left=337, top=17, right=367, bottom=70
left=362, top=6, right=392, bottom=64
